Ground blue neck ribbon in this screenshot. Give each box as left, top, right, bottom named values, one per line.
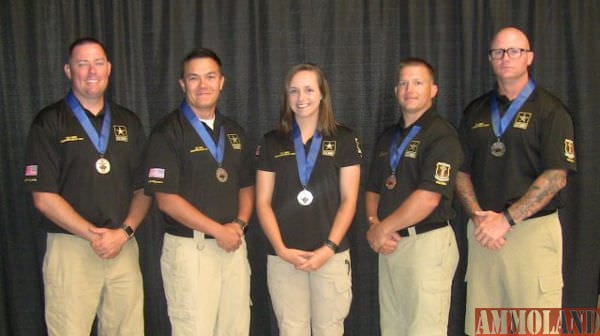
left=389, top=124, right=421, bottom=174
left=66, top=91, right=111, bottom=155
left=181, top=101, right=225, bottom=166
left=293, top=122, right=323, bottom=188
left=490, top=79, right=536, bottom=138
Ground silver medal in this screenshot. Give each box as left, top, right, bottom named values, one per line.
left=297, top=189, right=314, bottom=206
left=491, top=141, right=506, bottom=157
left=95, top=157, right=111, bottom=174
left=216, top=167, right=228, bottom=182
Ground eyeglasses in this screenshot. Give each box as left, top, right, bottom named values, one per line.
left=488, top=48, right=531, bottom=60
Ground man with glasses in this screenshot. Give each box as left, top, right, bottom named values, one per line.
left=456, top=27, right=577, bottom=335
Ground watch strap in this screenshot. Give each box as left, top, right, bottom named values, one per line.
left=232, top=218, right=248, bottom=231
left=121, top=225, right=135, bottom=238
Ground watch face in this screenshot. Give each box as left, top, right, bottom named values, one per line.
left=122, top=225, right=134, bottom=237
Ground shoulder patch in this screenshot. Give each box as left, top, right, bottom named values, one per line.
left=564, top=139, right=576, bottom=163
left=434, top=162, right=451, bottom=185
left=355, top=137, right=363, bottom=156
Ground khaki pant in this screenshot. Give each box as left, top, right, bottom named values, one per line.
left=43, top=233, right=144, bottom=336
left=267, top=250, right=352, bottom=336
left=379, top=225, right=459, bottom=336
left=161, top=232, right=251, bottom=336
left=465, top=212, right=563, bottom=335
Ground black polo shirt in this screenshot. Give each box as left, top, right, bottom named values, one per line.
left=144, top=108, right=254, bottom=237
left=23, top=98, right=146, bottom=232
left=366, top=109, right=463, bottom=223
left=256, top=125, right=362, bottom=254
left=458, top=86, right=577, bottom=212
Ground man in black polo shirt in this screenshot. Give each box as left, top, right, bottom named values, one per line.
left=144, top=48, right=253, bottom=335
left=456, top=27, right=577, bottom=335
left=23, top=37, right=151, bottom=335
left=366, top=57, right=463, bottom=335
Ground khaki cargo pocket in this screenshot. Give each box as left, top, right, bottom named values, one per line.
left=421, top=278, right=451, bottom=324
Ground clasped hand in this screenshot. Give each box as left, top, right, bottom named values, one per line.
left=473, top=210, right=511, bottom=250
left=278, top=246, right=333, bottom=272
left=366, top=217, right=401, bottom=255
left=89, top=227, right=128, bottom=259
left=215, top=222, right=244, bottom=252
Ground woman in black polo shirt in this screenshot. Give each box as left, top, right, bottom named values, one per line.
left=256, top=63, right=362, bottom=336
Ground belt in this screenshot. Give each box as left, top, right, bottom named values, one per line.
left=397, top=221, right=448, bottom=237
left=164, top=231, right=216, bottom=239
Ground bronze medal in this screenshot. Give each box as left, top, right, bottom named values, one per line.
left=385, top=174, right=397, bottom=190
left=216, top=167, right=228, bottom=182
left=95, top=157, right=111, bottom=174
left=491, top=141, right=506, bottom=157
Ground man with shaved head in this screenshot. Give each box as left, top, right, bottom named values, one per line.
left=456, top=27, right=577, bottom=335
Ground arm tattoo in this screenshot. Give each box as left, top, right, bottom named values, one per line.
left=455, top=172, right=481, bottom=218
left=510, top=169, right=567, bottom=222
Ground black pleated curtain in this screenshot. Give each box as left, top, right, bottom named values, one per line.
left=1, top=1, right=599, bottom=335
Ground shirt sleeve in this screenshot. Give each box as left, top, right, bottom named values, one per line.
left=335, top=128, right=363, bottom=168
left=237, top=129, right=255, bottom=188
left=365, top=135, right=386, bottom=194
left=457, top=108, right=475, bottom=175
left=143, top=120, right=181, bottom=195
left=23, top=112, right=61, bottom=193
left=255, top=134, right=275, bottom=172
left=130, top=117, right=148, bottom=191
left=417, top=126, right=464, bottom=200
left=540, top=101, right=577, bottom=172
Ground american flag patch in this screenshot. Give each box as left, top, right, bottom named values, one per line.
left=148, top=168, right=165, bottom=179
left=25, top=165, right=38, bottom=177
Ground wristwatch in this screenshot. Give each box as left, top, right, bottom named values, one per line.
left=121, top=225, right=135, bottom=239
left=232, top=218, right=248, bottom=232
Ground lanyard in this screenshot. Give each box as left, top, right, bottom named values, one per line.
left=491, top=79, right=535, bottom=138
left=389, top=124, right=421, bottom=173
left=293, top=122, right=323, bottom=188
left=66, top=91, right=111, bottom=155
left=181, top=101, right=225, bottom=166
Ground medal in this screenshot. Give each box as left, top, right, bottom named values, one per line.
left=387, top=124, right=421, bottom=191
left=385, top=174, right=397, bottom=190
left=216, top=167, right=228, bottom=182
left=181, top=101, right=227, bottom=182
left=66, top=92, right=112, bottom=175
left=490, top=140, right=506, bottom=157
left=490, top=79, right=535, bottom=158
left=95, top=157, right=111, bottom=174
left=293, top=122, right=322, bottom=207
left=297, top=189, right=314, bottom=206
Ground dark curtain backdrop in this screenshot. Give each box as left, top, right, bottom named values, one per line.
left=1, top=1, right=599, bottom=335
